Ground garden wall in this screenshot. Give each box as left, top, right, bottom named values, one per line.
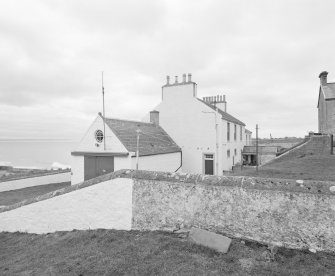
left=132, top=175, right=335, bottom=252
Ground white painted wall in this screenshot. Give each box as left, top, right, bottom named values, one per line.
left=75, top=115, right=128, bottom=153
left=143, top=81, right=247, bottom=174
left=223, top=123, right=245, bottom=171
left=0, top=172, right=71, bottom=192
left=70, top=156, right=84, bottom=185
left=71, top=115, right=130, bottom=184
left=131, top=152, right=181, bottom=172
left=114, top=155, right=132, bottom=171
left=0, top=178, right=133, bottom=233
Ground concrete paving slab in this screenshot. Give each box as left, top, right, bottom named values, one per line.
left=189, top=227, right=232, bottom=253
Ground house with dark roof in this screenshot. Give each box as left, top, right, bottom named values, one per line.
left=71, top=73, right=250, bottom=183
left=71, top=114, right=181, bottom=184
left=318, top=71, right=335, bottom=135
left=142, top=73, right=250, bottom=175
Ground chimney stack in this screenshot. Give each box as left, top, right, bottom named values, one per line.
left=175, top=76, right=178, bottom=84
left=188, top=73, right=192, bottom=82
left=202, top=94, right=227, bottom=112
left=182, top=73, right=186, bottom=83
left=150, top=110, right=159, bottom=126
left=166, top=75, right=170, bottom=85
left=319, top=71, right=328, bottom=86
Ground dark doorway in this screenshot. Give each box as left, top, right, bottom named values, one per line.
left=204, top=154, right=214, bottom=175
left=84, top=156, right=114, bottom=181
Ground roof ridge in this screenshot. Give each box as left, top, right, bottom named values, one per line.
left=197, top=98, right=245, bottom=126
left=105, top=117, right=155, bottom=126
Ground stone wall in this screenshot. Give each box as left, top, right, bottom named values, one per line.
left=1, top=170, right=335, bottom=252
left=129, top=171, right=335, bottom=252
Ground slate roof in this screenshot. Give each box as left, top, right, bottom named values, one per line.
left=198, top=99, right=246, bottom=126
left=104, top=117, right=181, bottom=156
left=243, top=146, right=279, bottom=154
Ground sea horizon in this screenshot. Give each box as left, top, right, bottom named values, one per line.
left=0, top=139, right=78, bottom=169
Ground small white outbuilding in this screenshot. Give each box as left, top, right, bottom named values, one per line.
left=71, top=114, right=181, bottom=185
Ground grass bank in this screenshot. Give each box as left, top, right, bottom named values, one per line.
left=0, top=182, right=70, bottom=206
left=234, top=154, right=335, bottom=181
left=1, top=230, right=334, bottom=275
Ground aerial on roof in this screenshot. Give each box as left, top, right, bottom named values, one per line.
left=104, top=117, right=181, bottom=156
left=198, top=99, right=246, bottom=126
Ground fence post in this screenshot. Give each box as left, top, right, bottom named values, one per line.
left=331, top=134, right=334, bottom=155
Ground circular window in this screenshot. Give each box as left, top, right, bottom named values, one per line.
left=95, top=130, right=104, bottom=143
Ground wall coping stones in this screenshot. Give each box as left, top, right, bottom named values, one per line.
left=0, top=169, right=129, bottom=213
left=1, top=169, right=334, bottom=214
left=122, top=170, right=335, bottom=195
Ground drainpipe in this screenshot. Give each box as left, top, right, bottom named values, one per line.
left=202, top=109, right=219, bottom=176
left=136, top=129, right=141, bottom=170
left=215, top=107, right=219, bottom=176
left=174, top=151, right=183, bottom=172
left=331, top=134, right=334, bottom=155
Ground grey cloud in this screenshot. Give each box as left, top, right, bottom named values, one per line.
left=1, top=0, right=335, bottom=138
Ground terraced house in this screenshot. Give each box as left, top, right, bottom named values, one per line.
left=143, top=73, right=249, bottom=175
left=71, top=74, right=250, bottom=184
left=318, top=71, right=335, bottom=135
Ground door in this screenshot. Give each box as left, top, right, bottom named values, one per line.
left=84, top=156, right=114, bottom=181
left=204, top=154, right=214, bottom=175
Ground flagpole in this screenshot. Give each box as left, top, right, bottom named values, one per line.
left=102, top=72, right=106, bottom=151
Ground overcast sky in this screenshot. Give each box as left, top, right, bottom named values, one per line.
left=1, top=0, right=335, bottom=140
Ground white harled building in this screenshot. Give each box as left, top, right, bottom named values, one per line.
left=71, top=73, right=250, bottom=184
left=143, top=73, right=248, bottom=175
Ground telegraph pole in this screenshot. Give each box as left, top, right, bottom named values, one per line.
left=136, top=128, right=141, bottom=170
left=256, top=124, right=259, bottom=172
left=102, top=72, right=106, bottom=151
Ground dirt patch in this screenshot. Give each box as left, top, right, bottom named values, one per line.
left=0, top=230, right=334, bottom=275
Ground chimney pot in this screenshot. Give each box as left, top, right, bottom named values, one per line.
left=175, top=76, right=178, bottom=84
left=182, top=73, right=186, bottom=83
left=187, top=73, right=192, bottom=82
left=319, top=71, right=328, bottom=86
left=166, top=75, right=170, bottom=85
left=150, top=110, right=159, bottom=126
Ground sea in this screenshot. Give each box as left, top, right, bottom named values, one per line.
left=0, top=139, right=78, bottom=169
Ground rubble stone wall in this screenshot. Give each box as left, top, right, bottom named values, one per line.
left=130, top=171, right=335, bottom=252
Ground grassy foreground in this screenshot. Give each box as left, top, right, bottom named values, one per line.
left=1, top=229, right=335, bottom=275
left=234, top=154, right=335, bottom=181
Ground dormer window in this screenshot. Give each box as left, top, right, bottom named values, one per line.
left=95, top=130, right=104, bottom=143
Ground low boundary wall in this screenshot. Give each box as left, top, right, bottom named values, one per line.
left=0, top=172, right=71, bottom=192
left=0, top=170, right=334, bottom=252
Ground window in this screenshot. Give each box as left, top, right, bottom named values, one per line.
left=95, top=129, right=104, bottom=143
left=240, top=126, right=242, bottom=141
left=234, top=124, right=237, bottom=141
left=227, top=150, right=230, bottom=158
left=227, top=123, right=230, bottom=141
left=234, top=149, right=237, bottom=156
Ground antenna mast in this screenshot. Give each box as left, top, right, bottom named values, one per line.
left=102, top=71, right=106, bottom=151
